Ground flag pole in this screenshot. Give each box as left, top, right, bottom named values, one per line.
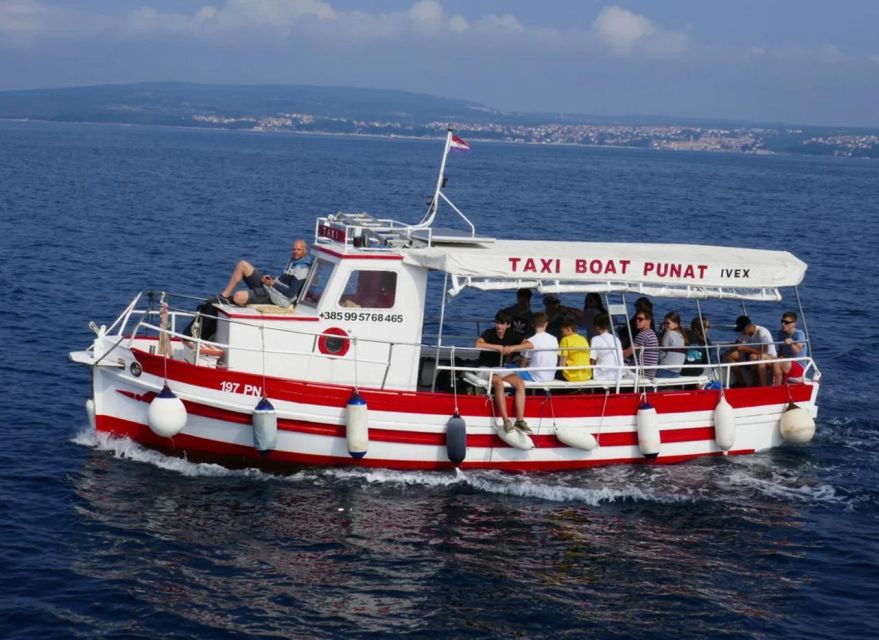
left=419, top=127, right=453, bottom=227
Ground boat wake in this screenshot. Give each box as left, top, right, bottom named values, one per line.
left=72, top=426, right=851, bottom=508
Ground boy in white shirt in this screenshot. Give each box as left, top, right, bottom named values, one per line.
left=590, top=313, right=624, bottom=381
left=518, top=312, right=559, bottom=383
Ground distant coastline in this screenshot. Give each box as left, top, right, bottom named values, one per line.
left=2, top=82, right=877, bottom=159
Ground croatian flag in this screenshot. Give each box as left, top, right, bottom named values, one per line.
left=450, top=134, right=470, bottom=152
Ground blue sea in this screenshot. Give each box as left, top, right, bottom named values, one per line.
left=1, top=120, right=878, bottom=639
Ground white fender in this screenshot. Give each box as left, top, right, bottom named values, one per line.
left=252, top=397, right=278, bottom=453
left=494, top=422, right=534, bottom=450
left=85, top=398, right=96, bottom=430
left=555, top=426, right=598, bottom=451
left=147, top=384, right=187, bottom=438
left=713, top=395, right=737, bottom=454
left=779, top=403, right=816, bottom=444
left=636, top=401, right=660, bottom=458
left=346, top=392, right=369, bottom=459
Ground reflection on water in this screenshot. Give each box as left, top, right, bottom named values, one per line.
left=65, top=430, right=842, bottom=638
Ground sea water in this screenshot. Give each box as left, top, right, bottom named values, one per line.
left=1, top=120, right=878, bottom=639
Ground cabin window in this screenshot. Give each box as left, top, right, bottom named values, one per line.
left=338, top=270, right=397, bottom=309
left=299, top=258, right=335, bottom=307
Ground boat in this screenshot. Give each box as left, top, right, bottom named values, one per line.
left=69, top=131, right=820, bottom=471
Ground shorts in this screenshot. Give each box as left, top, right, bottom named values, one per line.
left=243, top=269, right=272, bottom=304
left=787, top=361, right=805, bottom=380
left=477, top=365, right=522, bottom=381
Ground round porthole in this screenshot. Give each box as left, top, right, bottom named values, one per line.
left=317, top=327, right=350, bottom=357
left=130, top=361, right=143, bottom=377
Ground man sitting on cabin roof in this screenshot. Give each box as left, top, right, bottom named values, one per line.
left=475, top=310, right=533, bottom=435
left=219, top=239, right=313, bottom=307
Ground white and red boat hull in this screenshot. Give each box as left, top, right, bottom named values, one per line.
left=87, top=348, right=820, bottom=471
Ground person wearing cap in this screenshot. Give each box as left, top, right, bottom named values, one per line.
left=543, top=293, right=581, bottom=340
left=723, top=315, right=777, bottom=386
left=772, top=311, right=808, bottom=385
left=501, top=288, right=535, bottom=337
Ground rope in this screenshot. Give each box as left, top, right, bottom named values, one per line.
left=545, top=389, right=556, bottom=432
left=158, top=292, right=170, bottom=381
left=353, top=336, right=360, bottom=394
left=450, top=346, right=459, bottom=415
left=260, top=324, right=268, bottom=399
left=596, top=389, right=610, bottom=445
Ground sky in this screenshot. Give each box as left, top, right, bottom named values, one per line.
left=1, top=0, right=878, bottom=127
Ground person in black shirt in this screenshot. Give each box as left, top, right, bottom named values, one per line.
left=475, top=310, right=532, bottom=435
left=544, top=293, right=582, bottom=340
left=501, top=288, right=535, bottom=337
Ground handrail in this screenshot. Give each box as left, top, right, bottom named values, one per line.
left=99, top=292, right=820, bottom=392
left=132, top=319, right=392, bottom=367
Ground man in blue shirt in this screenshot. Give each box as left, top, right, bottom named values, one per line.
left=220, top=239, right=313, bottom=307
left=772, top=311, right=808, bottom=384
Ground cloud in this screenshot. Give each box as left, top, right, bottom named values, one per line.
left=592, top=6, right=655, bottom=53
left=0, top=0, right=107, bottom=44
left=816, top=44, right=844, bottom=64
left=0, top=0, right=680, bottom=57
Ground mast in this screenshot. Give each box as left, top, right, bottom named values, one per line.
left=418, top=128, right=453, bottom=227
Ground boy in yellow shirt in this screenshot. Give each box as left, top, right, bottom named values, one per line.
left=559, top=319, right=592, bottom=382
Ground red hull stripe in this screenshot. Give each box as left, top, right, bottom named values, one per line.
left=117, top=389, right=719, bottom=448
left=95, top=414, right=755, bottom=471
left=315, top=246, right=404, bottom=261
left=132, top=349, right=814, bottom=420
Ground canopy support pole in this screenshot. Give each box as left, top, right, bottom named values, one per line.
left=431, top=272, right=450, bottom=392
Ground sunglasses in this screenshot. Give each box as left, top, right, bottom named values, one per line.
left=635, top=316, right=648, bottom=321
left=781, top=319, right=795, bottom=325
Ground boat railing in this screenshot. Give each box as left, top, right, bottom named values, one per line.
left=126, top=314, right=395, bottom=371
left=97, top=293, right=819, bottom=392
left=441, top=342, right=818, bottom=394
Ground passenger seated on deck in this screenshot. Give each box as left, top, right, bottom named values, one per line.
left=623, top=308, right=659, bottom=377
left=723, top=315, right=777, bottom=387
left=681, top=316, right=712, bottom=376
left=618, top=296, right=654, bottom=351
left=219, top=239, right=313, bottom=307
left=558, top=318, right=592, bottom=382
left=544, top=294, right=582, bottom=340
left=501, top=288, right=536, bottom=337
left=656, top=311, right=688, bottom=378
left=475, top=310, right=532, bottom=435
left=580, top=293, right=606, bottom=340
left=772, top=311, right=808, bottom=385
left=590, top=314, right=624, bottom=381
left=519, top=312, right=559, bottom=383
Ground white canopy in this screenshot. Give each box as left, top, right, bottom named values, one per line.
left=402, top=240, right=807, bottom=300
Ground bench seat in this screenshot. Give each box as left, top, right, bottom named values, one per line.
left=462, top=371, right=710, bottom=392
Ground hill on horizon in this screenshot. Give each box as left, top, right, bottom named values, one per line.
left=0, top=81, right=515, bottom=127
left=0, top=80, right=817, bottom=130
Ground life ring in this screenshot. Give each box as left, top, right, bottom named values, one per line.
left=317, top=327, right=350, bottom=357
